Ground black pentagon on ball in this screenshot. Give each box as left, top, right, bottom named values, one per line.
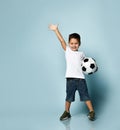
left=82, top=66, right=86, bottom=71
left=88, top=72, right=93, bottom=75
left=95, top=66, right=98, bottom=72
left=90, top=63, right=95, bottom=69
left=84, top=58, right=89, bottom=62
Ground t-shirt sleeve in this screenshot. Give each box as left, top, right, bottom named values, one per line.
left=66, top=46, right=69, bottom=51
left=65, top=46, right=70, bottom=52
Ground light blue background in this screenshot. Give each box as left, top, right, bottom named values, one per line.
left=0, top=0, right=120, bottom=130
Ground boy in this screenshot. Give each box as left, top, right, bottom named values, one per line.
left=49, top=24, right=95, bottom=121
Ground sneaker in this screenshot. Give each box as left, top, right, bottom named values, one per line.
left=87, top=111, right=95, bottom=121
left=60, top=111, right=71, bottom=121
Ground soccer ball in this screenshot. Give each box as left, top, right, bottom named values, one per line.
left=81, top=57, right=98, bottom=75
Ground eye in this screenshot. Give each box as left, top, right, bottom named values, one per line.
left=75, top=43, right=79, bottom=45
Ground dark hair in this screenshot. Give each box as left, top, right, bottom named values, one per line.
left=68, top=33, right=81, bottom=45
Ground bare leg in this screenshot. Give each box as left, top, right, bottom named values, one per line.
left=65, top=101, right=71, bottom=112
left=85, top=100, right=94, bottom=112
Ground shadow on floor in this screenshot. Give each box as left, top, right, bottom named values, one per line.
left=72, top=73, right=110, bottom=116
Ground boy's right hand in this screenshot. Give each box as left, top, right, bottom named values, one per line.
left=49, top=24, right=58, bottom=31
left=48, top=24, right=66, bottom=50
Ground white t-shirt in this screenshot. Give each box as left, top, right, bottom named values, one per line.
left=65, top=46, right=85, bottom=79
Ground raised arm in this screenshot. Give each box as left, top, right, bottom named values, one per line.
left=49, top=24, right=67, bottom=51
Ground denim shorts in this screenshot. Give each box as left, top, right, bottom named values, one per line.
left=66, top=78, right=90, bottom=102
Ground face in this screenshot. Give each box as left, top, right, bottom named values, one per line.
left=69, top=38, right=80, bottom=51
